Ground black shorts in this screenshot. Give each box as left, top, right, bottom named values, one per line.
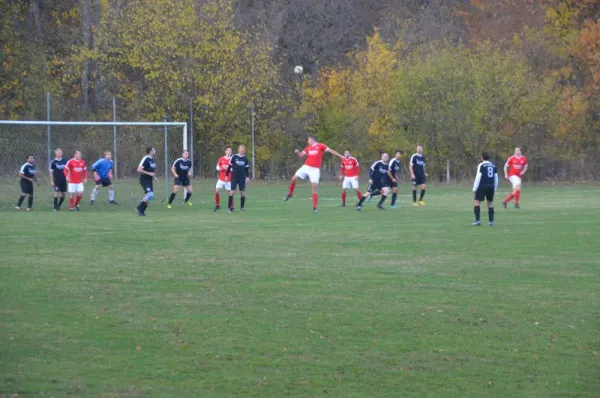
left=231, top=177, right=246, bottom=192
left=390, top=180, right=398, bottom=188
left=411, top=175, right=426, bottom=186
left=174, top=177, right=190, bottom=187
left=140, top=179, right=153, bottom=194
left=96, top=177, right=112, bottom=187
left=474, top=187, right=495, bottom=202
left=368, top=182, right=387, bottom=193
left=20, top=179, right=33, bottom=195
left=54, top=181, right=67, bottom=193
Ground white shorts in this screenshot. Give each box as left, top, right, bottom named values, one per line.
left=342, top=176, right=359, bottom=189
left=295, top=165, right=320, bottom=184
left=68, top=183, right=84, bottom=193
left=509, top=175, right=522, bottom=189
left=216, top=180, right=231, bottom=190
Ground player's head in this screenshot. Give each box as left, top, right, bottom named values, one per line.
left=514, top=147, right=522, bottom=157
left=182, top=149, right=189, bottom=160
left=74, top=151, right=82, bottom=160
left=27, top=155, right=35, bottom=164
left=481, top=152, right=490, bottom=161
left=54, top=148, right=63, bottom=158
left=344, top=150, right=351, bottom=159
left=104, top=151, right=112, bottom=160
left=395, top=150, right=402, bottom=160
left=146, top=146, right=156, bottom=156
left=225, top=147, right=232, bottom=157
left=307, top=135, right=317, bottom=145
left=238, top=145, right=246, bottom=155
left=416, top=145, right=423, bottom=154
left=381, top=152, right=389, bottom=163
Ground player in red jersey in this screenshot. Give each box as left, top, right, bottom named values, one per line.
left=214, top=147, right=232, bottom=212
left=64, top=151, right=88, bottom=211
left=503, top=147, right=528, bottom=209
left=283, top=135, right=343, bottom=213
left=338, top=150, right=362, bottom=207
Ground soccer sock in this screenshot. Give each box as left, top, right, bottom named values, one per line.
left=420, top=190, right=426, bottom=201
left=312, top=193, right=318, bottom=209
left=17, top=195, right=25, bottom=207
left=474, top=205, right=481, bottom=221
left=358, top=196, right=366, bottom=206
left=109, top=189, right=115, bottom=201
left=341, top=191, right=347, bottom=204
left=58, top=197, right=65, bottom=207
left=185, top=192, right=192, bottom=202
left=27, top=197, right=33, bottom=209
left=356, top=191, right=362, bottom=200
left=412, top=190, right=417, bottom=202
left=504, top=193, right=514, bottom=203
left=53, top=197, right=58, bottom=207
left=489, top=207, right=495, bottom=222
left=241, top=196, right=245, bottom=209
left=515, top=190, right=520, bottom=204
left=228, top=195, right=233, bottom=209
left=91, top=188, right=99, bottom=201
left=391, top=192, right=397, bottom=206
left=215, top=192, right=220, bottom=206
left=288, top=182, right=296, bottom=197
left=378, top=195, right=387, bottom=206
left=168, top=192, right=176, bottom=204
left=75, top=194, right=83, bottom=206
left=69, top=197, right=75, bottom=208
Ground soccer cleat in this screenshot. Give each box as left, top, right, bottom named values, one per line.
left=488, top=222, right=495, bottom=227
left=228, top=208, right=233, bottom=213
left=412, top=202, right=419, bottom=207
left=167, top=204, right=172, bottom=209
left=136, top=209, right=146, bottom=217
left=502, top=202, right=507, bottom=209
left=26, top=208, right=33, bottom=211
left=213, top=206, right=220, bottom=212
left=109, top=200, right=119, bottom=205
left=15, top=206, right=21, bottom=211
left=313, top=208, right=318, bottom=214
left=419, top=200, right=426, bottom=206
left=390, top=205, right=397, bottom=209
left=377, top=204, right=385, bottom=210
left=241, top=208, right=245, bottom=213
left=341, top=203, right=346, bottom=207
left=90, top=200, right=94, bottom=205
left=367, top=196, right=372, bottom=203
left=186, top=201, right=193, bottom=207
left=283, top=195, right=291, bottom=202
left=69, top=208, right=74, bottom=212
left=514, top=204, right=520, bottom=209
left=356, top=205, right=362, bottom=211
left=472, top=220, right=482, bottom=226
left=53, top=208, right=58, bottom=212
left=75, top=205, right=80, bottom=212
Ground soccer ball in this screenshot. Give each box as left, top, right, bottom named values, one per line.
left=294, top=65, right=304, bottom=74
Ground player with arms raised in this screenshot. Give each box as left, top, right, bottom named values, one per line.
left=16, top=155, right=37, bottom=211
left=410, top=145, right=428, bottom=207
left=472, top=152, right=498, bottom=226
left=167, top=150, right=193, bottom=208
left=49, top=148, right=67, bottom=211
left=284, top=135, right=343, bottom=214
left=339, top=150, right=362, bottom=207
left=64, top=151, right=88, bottom=211
left=356, top=153, right=391, bottom=211
left=502, top=147, right=528, bottom=209
left=214, top=147, right=232, bottom=212
left=90, top=151, right=117, bottom=206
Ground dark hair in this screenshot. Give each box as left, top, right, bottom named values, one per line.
left=145, top=146, right=154, bottom=154
left=482, top=152, right=490, bottom=161
left=308, top=135, right=317, bottom=141
left=395, top=150, right=402, bottom=155
left=27, top=155, right=34, bottom=159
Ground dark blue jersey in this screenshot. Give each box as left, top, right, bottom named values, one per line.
left=172, top=158, right=192, bottom=178
left=410, top=153, right=426, bottom=176
left=49, top=158, right=67, bottom=183
left=227, top=154, right=249, bottom=180
left=19, top=162, right=36, bottom=179
left=138, top=155, right=156, bottom=182
left=389, top=158, right=402, bottom=178
left=473, top=161, right=498, bottom=190
left=369, top=160, right=390, bottom=186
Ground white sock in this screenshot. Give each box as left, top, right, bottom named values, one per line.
left=109, top=189, right=115, bottom=201
left=91, top=188, right=100, bottom=200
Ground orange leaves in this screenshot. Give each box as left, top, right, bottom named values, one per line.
left=574, top=19, right=600, bottom=85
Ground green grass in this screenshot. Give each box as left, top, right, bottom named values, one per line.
left=1, top=180, right=599, bottom=397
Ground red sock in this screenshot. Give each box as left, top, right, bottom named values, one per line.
left=69, top=197, right=74, bottom=208
left=215, top=192, right=220, bottom=206
left=288, top=182, right=296, bottom=197
left=515, top=190, right=521, bottom=204
left=75, top=194, right=82, bottom=205
left=341, top=191, right=347, bottom=204
left=504, top=193, right=515, bottom=203
left=356, top=191, right=363, bottom=200
left=312, top=193, right=318, bottom=209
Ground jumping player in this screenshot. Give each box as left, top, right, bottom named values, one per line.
left=214, top=147, right=232, bottom=212
left=339, top=150, right=362, bottom=207
left=410, top=145, right=427, bottom=207
left=226, top=145, right=250, bottom=213
left=472, top=152, right=498, bottom=226
left=387, top=150, right=403, bottom=208
left=90, top=151, right=117, bottom=205
left=503, top=147, right=528, bottom=209
left=356, top=153, right=391, bottom=211
left=49, top=148, right=67, bottom=211
left=16, top=155, right=37, bottom=211
left=167, top=150, right=193, bottom=208
left=136, top=146, right=157, bottom=216
left=284, top=135, right=343, bottom=214
left=64, top=151, right=88, bottom=211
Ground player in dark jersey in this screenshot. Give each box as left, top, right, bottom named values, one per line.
left=226, top=145, right=250, bottom=213
left=472, top=152, right=498, bottom=226
left=49, top=148, right=68, bottom=211
left=356, top=153, right=391, bottom=211
left=167, top=150, right=193, bottom=208
left=136, top=146, right=158, bottom=216
left=410, top=145, right=428, bottom=207
left=16, top=155, right=37, bottom=211
left=387, top=150, right=403, bottom=208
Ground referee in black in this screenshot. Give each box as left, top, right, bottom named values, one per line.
left=226, top=145, right=250, bottom=213
left=17, top=155, right=37, bottom=211
left=472, top=152, right=498, bottom=226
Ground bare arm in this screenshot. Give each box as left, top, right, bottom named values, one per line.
left=171, top=166, right=178, bottom=178
left=503, top=163, right=509, bottom=179
left=137, top=165, right=155, bottom=177
left=326, top=148, right=344, bottom=159
left=49, top=170, right=54, bottom=185
left=520, top=164, right=528, bottom=176
left=409, top=162, right=414, bottom=178
left=19, top=173, right=34, bottom=182
left=294, top=149, right=306, bottom=158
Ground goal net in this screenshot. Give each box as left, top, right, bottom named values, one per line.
left=0, top=120, right=187, bottom=199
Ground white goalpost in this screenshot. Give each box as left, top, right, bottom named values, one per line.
left=0, top=120, right=188, bottom=200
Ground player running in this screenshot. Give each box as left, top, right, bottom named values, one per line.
left=387, top=150, right=403, bottom=208
left=49, top=148, right=67, bottom=211
left=472, top=152, right=498, bottom=226
left=356, top=153, right=391, bottom=211
left=226, top=145, right=250, bottom=213
left=167, top=150, right=193, bottom=209
left=503, top=147, right=528, bottom=209
left=90, top=151, right=117, bottom=206
left=136, top=146, right=158, bottom=217
left=339, top=150, right=362, bottom=207
left=64, top=151, right=88, bottom=211
left=283, top=135, right=343, bottom=214
left=214, top=147, right=232, bottom=212
left=410, top=145, right=428, bottom=207
left=16, top=155, right=37, bottom=211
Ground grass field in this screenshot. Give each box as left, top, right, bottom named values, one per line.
left=1, top=179, right=599, bottom=397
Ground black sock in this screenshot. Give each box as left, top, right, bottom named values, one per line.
left=28, top=197, right=33, bottom=209
left=228, top=196, right=233, bottom=209
left=420, top=190, right=426, bottom=201
left=474, top=205, right=481, bottom=221
left=358, top=196, right=366, bottom=206
left=54, top=197, right=58, bottom=207
left=391, top=192, right=397, bottom=206
left=137, top=201, right=148, bottom=212
left=489, top=207, right=495, bottom=222
left=58, top=197, right=65, bottom=207
left=168, top=192, right=176, bottom=204
left=412, top=190, right=417, bottom=202
left=378, top=195, right=387, bottom=206
left=185, top=192, right=192, bottom=202
left=17, top=195, right=25, bottom=207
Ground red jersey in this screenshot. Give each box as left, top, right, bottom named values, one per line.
left=217, top=156, right=231, bottom=182
left=64, top=158, right=88, bottom=183
left=340, top=157, right=360, bottom=178
left=303, top=143, right=329, bottom=168
left=505, top=155, right=528, bottom=177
